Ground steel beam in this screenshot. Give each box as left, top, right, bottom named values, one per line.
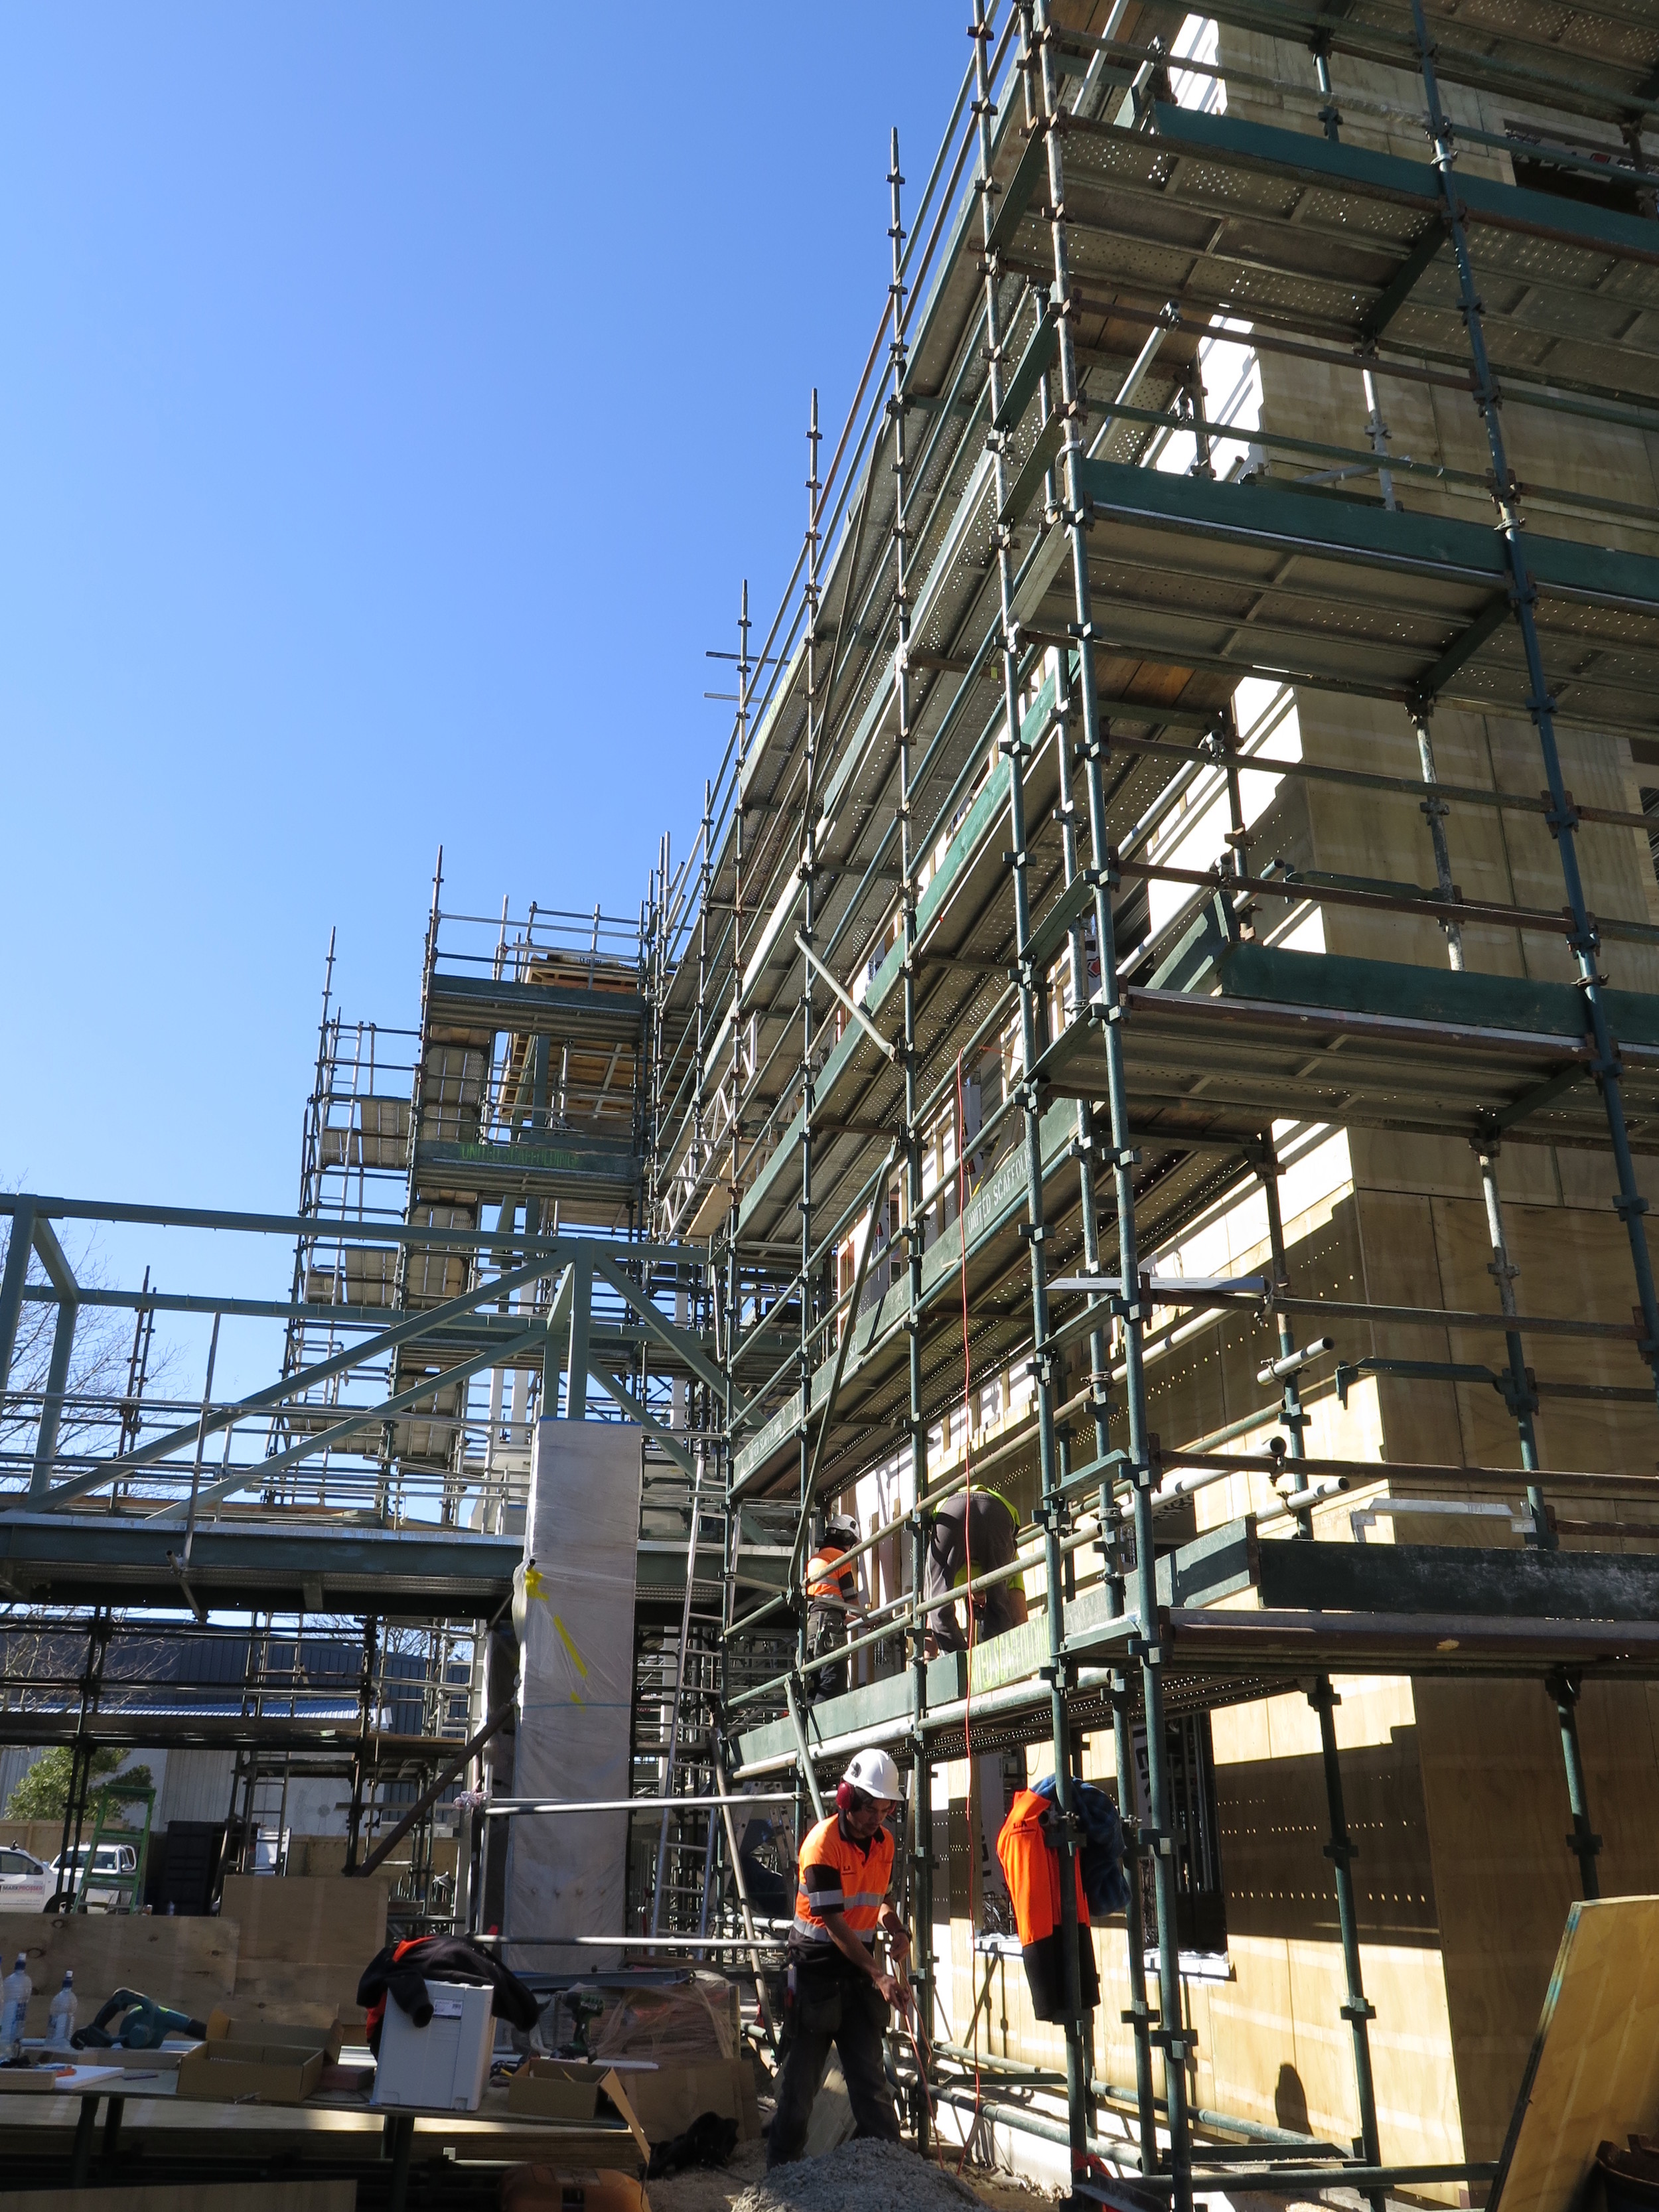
left=589, top=1368, right=692, bottom=1477
left=30, top=1299, right=77, bottom=1504
left=0, top=1511, right=520, bottom=1613
left=590, top=1249, right=727, bottom=1402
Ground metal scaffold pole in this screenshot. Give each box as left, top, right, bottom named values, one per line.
left=1395, top=230, right=1604, bottom=1861
left=1027, top=1, right=1191, bottom=2199
left=973, top=2, right=1088, bottom=2178
left=1409, top=0, right=1659, bottom=1423
left=1546, top=1667, right=1603, bottom=1900
left=1045, top=350, right=1109, bottom=2158
left=725, top=579, right=751, bottom=1463
left=889, top=133, right=932, bottom=2138
left=1409, top=705, right=1548, bottom=1529
left=1310, top=1679, right=1385, bottom=2211
left=796, top=396, right=823, bottom=1848
left=1260, top=1138, right=1384, bottom=2189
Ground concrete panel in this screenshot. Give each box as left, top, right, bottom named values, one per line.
left=506, top=1418, right=641, bottom=1972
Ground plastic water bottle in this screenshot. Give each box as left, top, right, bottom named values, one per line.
left=46, top=1971, right=76, bottom=2050
left=1, top=1953, right=30, bottom=2059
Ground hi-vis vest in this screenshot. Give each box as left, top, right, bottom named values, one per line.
left=792, top=1814, right=895, bottom=1950
left=806, top=1544, right=856, bottom=1605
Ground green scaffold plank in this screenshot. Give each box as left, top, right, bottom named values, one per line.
left=1216, top=942, right=1659, bottom=1047
left=1075, top=455, right=1659, bottom=613
left=1146, top=102, right=1659, bottom=268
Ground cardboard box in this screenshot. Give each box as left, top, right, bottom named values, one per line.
left=502, top=2169, right=650, bottom=2212
left=0, top=2063, right=127, bottom=2094
left=506, top=2060, right=652, bottom=2158
left=620, top=2059, right=758, bottom=2145
left=177, top=2036, right=325, bottom=2105
left=206, top=2008, right=344, bottom=2063
left=78, top=2045, right=190, bottom=2073
left=0, top=2066, right=76, bottom=2093
left=506, top=2058, right=611, bottom=2122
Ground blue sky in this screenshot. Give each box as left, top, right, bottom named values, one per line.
left=0, top=3, right=968, bottom=1378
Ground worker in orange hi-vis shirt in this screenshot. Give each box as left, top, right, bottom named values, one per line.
left=767, top=1746, right=912, bottom=2169
left=803, top=1513, right=861, bottom=1702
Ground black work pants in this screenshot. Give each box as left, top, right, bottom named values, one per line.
left=805, top=1608, right=847, bottom=1703
left=767, top=1968, right=901, bottom=2168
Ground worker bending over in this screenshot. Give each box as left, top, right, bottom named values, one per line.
left=923, top=1483, right=1027, bottom=1655
left=768, top=1745, right=912, bottom=2168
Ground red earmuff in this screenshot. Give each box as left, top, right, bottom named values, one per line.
left=835, top=1779, right=859, bottom=1813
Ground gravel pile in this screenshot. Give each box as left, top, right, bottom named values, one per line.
left=733, top=2137, right=982, bottom=2212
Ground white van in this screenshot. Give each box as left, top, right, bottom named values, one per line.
left=0, top=1846, right=50, bottom=1909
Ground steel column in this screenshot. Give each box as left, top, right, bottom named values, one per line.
left=0, top=1196, right=36, bottom=1394
left=29, top=1297, right=78, bottom=1501
left=565, top=1252, right=591, bottom=1420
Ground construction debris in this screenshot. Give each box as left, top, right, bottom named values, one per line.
left=732, top=2139, right=980, bottom=2212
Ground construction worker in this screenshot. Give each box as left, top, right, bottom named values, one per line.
left=803, top=1514, right=860, bottom=1702
left=922, top=1484, right=1027, bottom=1655
left=768, top=1745, right=911, bottom=2168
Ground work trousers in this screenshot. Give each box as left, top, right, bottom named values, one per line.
left=767, top=1968, right=901, bottom=2168
left=805, top=1607, right=848, bottom=1703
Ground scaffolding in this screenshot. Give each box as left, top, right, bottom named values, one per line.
left=0, top=866, right=711, bottom=1932
left=640, top=1, right=1659, bottom=2204
left=7, top=0, right=1659, bottom=2200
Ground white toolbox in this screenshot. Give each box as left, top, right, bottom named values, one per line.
left=372, top=1978, right=495, bottom=2112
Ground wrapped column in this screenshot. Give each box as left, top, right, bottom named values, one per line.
left=506, top=1420, right=642, bottom=1974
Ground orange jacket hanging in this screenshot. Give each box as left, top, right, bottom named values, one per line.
left=995, top=1787, right=1101, bottom=2022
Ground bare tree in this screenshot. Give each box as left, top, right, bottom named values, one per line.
left=0, top=1209, right=169, bottom=1473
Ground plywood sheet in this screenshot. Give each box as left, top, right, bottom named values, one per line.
left=228, top=1876, right=381, bottom=2026
left=0, top=1911, right=237, bottom=2039
left=1419, top=1680, right=1659, bottom=2163
left=219, top=1873, right=386, bottom=2022
left=9, top=2186, right=355, bottom=2212
left=220, top=1874, right=387, bottom=1969
left=1492, top=1896, right=1659, bottom=2212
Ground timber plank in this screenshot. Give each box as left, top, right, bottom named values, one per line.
left=1491, top=1896, right=1659, bottom=2212
left=0, top=1911, right=237, bottom=2041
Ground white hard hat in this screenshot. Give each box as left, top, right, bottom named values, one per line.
left=843, top=1746, right=902, bottom=1803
